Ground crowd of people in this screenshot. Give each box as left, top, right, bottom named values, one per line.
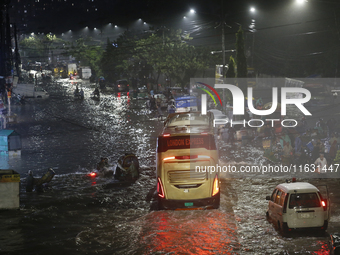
left=146, top=94, right=171, bottom=120
left=275, top=116, right=340, bottom=172
left=215, top=95, right=340, bottom=173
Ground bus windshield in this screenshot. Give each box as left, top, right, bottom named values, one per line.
left=166, top=113, right=210, bottom=127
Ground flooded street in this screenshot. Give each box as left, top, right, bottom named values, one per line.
left=1, top=80, right=339, bottom=254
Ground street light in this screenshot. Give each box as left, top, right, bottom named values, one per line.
left=211, top=49, right=236, bottom=55
left=190, top=9, right=196, bottom=14
left=250, top=7, right=256, bottom=13
left=296, top=0, right=306, bottom=4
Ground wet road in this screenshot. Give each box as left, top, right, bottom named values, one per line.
left=0, top=79, right=339, bottom=254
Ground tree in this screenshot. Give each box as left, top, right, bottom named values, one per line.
left=134, top=29, right=214, bottom=89
left=19, top=34, right=64, bottom=63
left=236, top=26, right=248, bottom=93
left=100, top=31, right=137, bottom=83
left=63, top=37, right=104, bottom=77
left=226, top=56, right=236, bottom=78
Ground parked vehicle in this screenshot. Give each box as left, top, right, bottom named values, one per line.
left=115, top=79, right=129, bottom=92
left=266, top=180, right=330, bottom=234
left=12, top=84, right=49, bottom=99
left=137, top=86, right=148, bottom=99
left=67, top=63, right=77, bottom=76
left=79, top=66, right=91, bottom=79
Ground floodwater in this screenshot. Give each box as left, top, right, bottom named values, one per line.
left=0, top=79, right=339, bottom=254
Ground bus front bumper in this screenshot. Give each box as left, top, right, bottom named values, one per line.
left=159, top=192, right=220, bottom=210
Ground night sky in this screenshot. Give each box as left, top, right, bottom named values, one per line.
left=11, top=0, right=281, bottom=33
left=10, top=0, right=340, bottom=76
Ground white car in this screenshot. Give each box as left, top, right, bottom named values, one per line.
left=266, top=181, right=330, bottom=233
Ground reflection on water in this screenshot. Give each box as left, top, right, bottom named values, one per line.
left=0, top=80, right=338, bottom=254
left=4, top=81, right=160, bottom=176
left=139, top=210, right=240, bottom=254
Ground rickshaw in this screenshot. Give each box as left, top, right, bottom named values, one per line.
left=114, top=153, right=140, bottom=182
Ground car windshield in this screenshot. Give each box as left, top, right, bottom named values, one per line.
left=289, top=193, right=320, bottom=208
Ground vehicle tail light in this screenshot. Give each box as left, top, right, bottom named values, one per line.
left=212, top=175, right=219, bottom=196
left=163, top=156, right=175, bottom=161
left=89, top=172, right=97, bottom=177
left=157, top=177, right=165, bottom=198
left=118, top=85, right=121, bottom=87
left=322, top=200, right=327, bottom=211
left=163, top=133, right=171, bottom=137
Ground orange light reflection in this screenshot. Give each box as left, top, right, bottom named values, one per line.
left=139, top=210, right=240, bottom=254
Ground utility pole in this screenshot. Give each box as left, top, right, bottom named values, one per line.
left=14, top=24, right=21, bottom=78
left=221, top=0, right=225, bottom=78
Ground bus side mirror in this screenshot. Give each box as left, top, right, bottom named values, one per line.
left=266, top=196, right=271, bottom=200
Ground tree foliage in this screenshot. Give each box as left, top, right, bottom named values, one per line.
left=134, top=29, right=213, bottom=88
left=19, top=34, right=63, bottom=62
left=19, top=29, right=222, bottom=87
left=101, top=31, right=137, bottom=83
left=63, top=37, right=104, bottom=77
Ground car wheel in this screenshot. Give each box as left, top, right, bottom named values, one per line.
left=282, top=222, right=289, bottom=235
left=212, top=195, right=220, bottom=209
left=323, top=220, right=328, bottom=231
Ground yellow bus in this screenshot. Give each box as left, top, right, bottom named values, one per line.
left=156, top=112, right=220, bottom=210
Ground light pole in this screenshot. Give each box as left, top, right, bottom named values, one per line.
left=221, top=0, right=226, bottom=79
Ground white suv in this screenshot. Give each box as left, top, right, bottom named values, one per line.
left=266, top=181, right=330, bottom=233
